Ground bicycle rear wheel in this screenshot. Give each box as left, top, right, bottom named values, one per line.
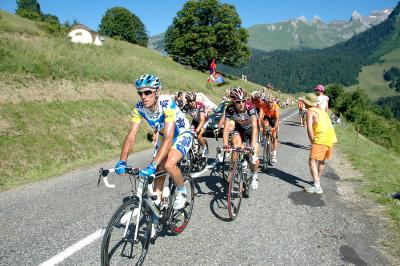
left=101, top=198, right=151, bottom=266
left=227, top=164, right=243, bottom=220
left=169, top=174, right=195, bottom=234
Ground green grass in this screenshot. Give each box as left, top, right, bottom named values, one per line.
left=0, top=10, right=271, bottom=103
left=335, top=125, right=400, bottom=258
left=347, top=48, right=400, bottom=99
left=0, top=100, right=153, bottom=191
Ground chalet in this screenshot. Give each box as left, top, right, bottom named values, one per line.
left=67, top=24, right=103, bottom=46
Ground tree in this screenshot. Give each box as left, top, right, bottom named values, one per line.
left=16, top=0, right=41, bottom=14
left=16, top=0, right=42, bottom=21
left=164, top=0, right=250, bottom=70
left=325, top=84, right=344, bottom=108
left=99, top=7, right=148, bottom=47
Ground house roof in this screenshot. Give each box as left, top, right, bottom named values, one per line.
left=67, top=24, right=99, bottom=43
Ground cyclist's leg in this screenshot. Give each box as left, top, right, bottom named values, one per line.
left=231, top=133, right=242, bottom=165
left=165, top=132, right=192, bottom=209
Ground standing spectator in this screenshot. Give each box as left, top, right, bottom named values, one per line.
left=303, top=93, right=337, bottom=194
left=315, top=84, right=329, bottom=112
left=298, top=97, right=305, bottom=127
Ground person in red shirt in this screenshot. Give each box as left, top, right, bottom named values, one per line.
left=298, top=97, right=305, bottom=127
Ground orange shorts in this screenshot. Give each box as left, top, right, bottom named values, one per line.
left=310, top=144, right=333, bottom=161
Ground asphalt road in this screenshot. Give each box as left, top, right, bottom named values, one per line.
left=0, top=110, right=390, bottom=265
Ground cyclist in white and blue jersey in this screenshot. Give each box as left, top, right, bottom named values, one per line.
left=115, top=74, right=192, bottom=209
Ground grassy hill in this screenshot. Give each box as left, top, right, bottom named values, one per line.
left=0, top=10, right=274, bottom=191
left=348, top=48, right=400, bottom=99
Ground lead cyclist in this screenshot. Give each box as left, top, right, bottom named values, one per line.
left=114, top=74, right=192, bottom=210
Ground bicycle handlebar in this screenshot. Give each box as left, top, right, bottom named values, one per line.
left=98, top=166, right=167, bottom=189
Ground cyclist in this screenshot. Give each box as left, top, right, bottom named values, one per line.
left=114, top=74, right=192, bottom=210
left=223, top=88, right=260, bottom=189
left=182, top=92, right=208, bottom=157
left=298, top=97, right=305, bottom=127
left=259, top=96, right=280, bottom=163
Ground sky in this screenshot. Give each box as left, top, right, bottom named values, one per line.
left=1, top=0, right=398, bottom=36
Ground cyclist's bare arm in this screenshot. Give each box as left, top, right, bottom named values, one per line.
left=217, top=111, right=225, bottom=129
left=196, top=112, right=206, bottom=133
left=274, top=113, right=280, bottom=130
left=153, top=121, right=175, bottom=165
left=223, top=116, right=231, bottom=146
left=250, top=115, right=258, bottom=147
left=259, top=109, right=265, bottom=131
left=120, top=122, right=140, bottom=161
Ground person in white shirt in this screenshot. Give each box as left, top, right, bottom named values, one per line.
left=315, top=84, right=329, bottom=112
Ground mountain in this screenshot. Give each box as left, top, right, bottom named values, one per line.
left=247, top=9, right=392, bottom=51
left=148, top=8, right=392, bottom=53
left=147, top=32, right=165, bottom=52
left=219, top=2, right=400, bottom=93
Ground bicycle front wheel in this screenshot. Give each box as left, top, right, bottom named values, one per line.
left=227, top=164, right=243, bottom=220
left=169, top=174, right=195, bottom=234
left=101, top=198, right=151, bottom=266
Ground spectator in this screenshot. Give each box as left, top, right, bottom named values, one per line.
left=315, top=84, right=329, bottom=112
left=297, top=97, right=305, bottom=126
left=303, top=93, right=337, bottom=194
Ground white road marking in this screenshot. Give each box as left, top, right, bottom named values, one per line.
left=282, top=110, right=298, bottom=121
left=39, top=228, right=104, bottom=266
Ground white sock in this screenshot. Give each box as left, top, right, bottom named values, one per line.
left=252, top=172, right=258, bottom=180
left=273, top=150, right=277, bottom=156
left=314, top=182, right=321, bottom=188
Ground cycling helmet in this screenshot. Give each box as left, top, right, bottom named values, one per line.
left=134, top=74, right=161, bottom=90
left=230, top=87, right=246, bottom=101
left=185, top=92, right=196, bottom=102
left=314, top=84, right=325, bottom=92
left=251, top=90, right=264, bottom=99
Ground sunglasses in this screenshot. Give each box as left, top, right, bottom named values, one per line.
left=187, top=100, right=195, bottom=103
left=235, top=100, right=246, bottom=104
left=137, top=90, right=154, bottom=97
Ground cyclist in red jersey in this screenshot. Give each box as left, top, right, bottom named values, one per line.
left=223, top=88, right=260, bottom=189
left=183, top=92, right=208, bottom=157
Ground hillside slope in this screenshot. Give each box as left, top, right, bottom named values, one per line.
left=0, top=10, right=271, bottom=191
left=348, top=48, right=400, bottom=99
left=220, top=2, right=400, bottom=92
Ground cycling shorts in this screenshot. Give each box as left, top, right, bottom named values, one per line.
left=263, top=116, right=278, bottom=128
left=153, top=131, right=193, bottom=158
left=233, top=127, right=258, bottom=144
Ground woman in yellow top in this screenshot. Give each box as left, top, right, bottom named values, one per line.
left=303, top=93, right=337, bottom=194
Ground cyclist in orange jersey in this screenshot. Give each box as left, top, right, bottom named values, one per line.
left=259, top=96, right=280, bottom=163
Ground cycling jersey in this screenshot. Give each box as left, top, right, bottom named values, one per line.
left=131, top=95, right=190, bottom=139
left=225, top=101, right=257, bottom=130
left=260, top=102, right=280, bottom=118
left=182, top=101, right=206, bottom=123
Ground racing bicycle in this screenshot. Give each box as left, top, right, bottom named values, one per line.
left=98, top=166, right=194, bottom=266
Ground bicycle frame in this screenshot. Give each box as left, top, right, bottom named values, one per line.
left=98, top=168, right=172, bottom=241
